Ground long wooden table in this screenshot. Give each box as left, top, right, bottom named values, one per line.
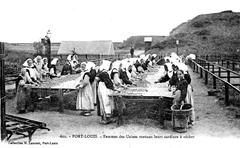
left=27, top=74, right=80, bottom=113
left=109, top=66, right=174, bottom=126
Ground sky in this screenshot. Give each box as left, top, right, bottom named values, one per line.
left=0, top=0, right=240, bottom=43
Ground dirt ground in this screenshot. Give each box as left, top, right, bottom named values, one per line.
left=3, top=65, right=240, bottom=145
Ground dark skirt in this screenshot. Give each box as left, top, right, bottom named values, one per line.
left=16, top=86, right=37, bottom=112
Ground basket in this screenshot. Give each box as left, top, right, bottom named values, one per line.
left=171, top=104, right=192, bottom=116
left=171, top=103, right=192, bottom=133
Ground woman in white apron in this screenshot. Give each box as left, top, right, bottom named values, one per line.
left=22, top=58, right=41, bottom=84
left=86, top=61, right=97, bottom=105
left=33, top=55, right=44, bottom=80
left=76, top=62, right=94, bottom=116
left=96, top=60, right=118, bottom=124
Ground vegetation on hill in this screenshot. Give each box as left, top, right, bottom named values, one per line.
left=149, top=10, right=240, bottom=56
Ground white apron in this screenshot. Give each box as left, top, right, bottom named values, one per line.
left=76, top=72, right=94, bottom=111
left=97, top=82, right=113, bottom=116
left=185, top=85, right=195, bottom=122
left=91, top=80, right=97, bottom=104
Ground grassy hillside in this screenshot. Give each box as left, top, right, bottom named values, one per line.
left=149, top=10, right=240, bottom=56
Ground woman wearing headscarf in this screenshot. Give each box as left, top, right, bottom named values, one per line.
left=172, top=69, right=188, bottom=105
left=61, top=59, right=73, bottom=75
left=49, top=58, right=60, bottom=78
left=42, top=58, right=49, bottom=71
left=155, top=64, right=170, bottom=83
left=178, top=63, right=195, bottom=125
left=119, top=61, right=133, bottom=85
left=16, top=68, right=37, bottom=113
left=168, top=64, right=179, bottom=91
left=86, top=61, right=97, bottom=105
left=95, top=60, right=118, bottom=124
left=76, top=62, right=94, bottom=116
left=41, top=57, right=49, bottom=78
left=22, top=58, right=41, bottom=84
left=151, top=54, right=157, bottom=65
left=33, top=55, right=44, bottom=80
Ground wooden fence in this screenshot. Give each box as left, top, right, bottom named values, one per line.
left=198, top=55, right=240, bottom=72
left=190, top=58, right=240, bottom=106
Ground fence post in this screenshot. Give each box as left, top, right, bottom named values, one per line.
left=227, top=70, right=230, bottom=83
left=213, top=76, right=216, bottom=89
left=226, top=61, right=229, bottom=69
left=218, top=67, right=221, bottom=77
left=200, top=67, right=203, bottom=78
left=207, top=62, right=210, bottom=71
left=196, top=63, right=198, bottom=73
left=205, top=71, right=208, bottom=85
left=225, top=83, right=230, bottom=106
left=193, top=62, right=195, bottom=72
left=232, top=62, right=235, bottom=71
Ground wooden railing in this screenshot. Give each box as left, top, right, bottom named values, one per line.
left=198, top=55, right=240, bottom=72
left=189, top=58, right=240, bottom=106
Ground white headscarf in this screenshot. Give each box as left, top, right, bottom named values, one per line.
left=67, top=55, right=72, bottom=61
left=111, top=60, right=121, bottom=70
left=121, top=60, right=132, bottom=78
left=51, top=58, right=59, bottom=65
left=22, top=58, right=33, bottom=67
left=152, top=54, right=157, bottom=58
left=177, top=62, right=188, bottom=73
left=143, top=54, right=150, bottom=61
left=187, top=54, right=196, bottom=60
left=140, top=54, right=145, bottom=59
left=34, top=55, right=42, bottom=63
left=42, top=58, right=48, bottom=64
left=86, top=61, right=96, bottom=72
left=100, top=60, right=111, bottom=71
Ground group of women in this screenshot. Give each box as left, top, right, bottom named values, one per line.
left=75, top=53, right=158, bottom=124
left=15, top=52, right=195, bottom=127
left=155, top=52, right=195, bottom=125
left=16, top=55, right=62, bottom=113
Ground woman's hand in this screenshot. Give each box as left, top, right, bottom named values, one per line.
left=76, top=84, right=83, bottom=89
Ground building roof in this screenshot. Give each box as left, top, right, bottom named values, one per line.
left=57, top=40, right=115, bottom=55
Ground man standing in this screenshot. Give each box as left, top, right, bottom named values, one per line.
left=130, top=45, right=134, bottom=58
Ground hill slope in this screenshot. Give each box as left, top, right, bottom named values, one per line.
left=150, top=10, right=240, bottom=55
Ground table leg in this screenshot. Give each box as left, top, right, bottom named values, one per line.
left=57, top=89, right=64, bottom=113
left=115, top=96, right=124, bottom=126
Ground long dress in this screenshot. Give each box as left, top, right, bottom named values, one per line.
left=16, top=76, right=34, bottom=112
left=185, top=84, right=195, bottom=123
left=89, top=69, right=97, bottom=104
left=96, top=71, right=114, bottom=118
left=76, top=71, right=94, bottom=112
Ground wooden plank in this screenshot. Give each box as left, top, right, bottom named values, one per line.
left=1, top=42, right=6, bottom=141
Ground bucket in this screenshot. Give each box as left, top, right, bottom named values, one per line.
left=171, top=103, right=192, bottom=133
